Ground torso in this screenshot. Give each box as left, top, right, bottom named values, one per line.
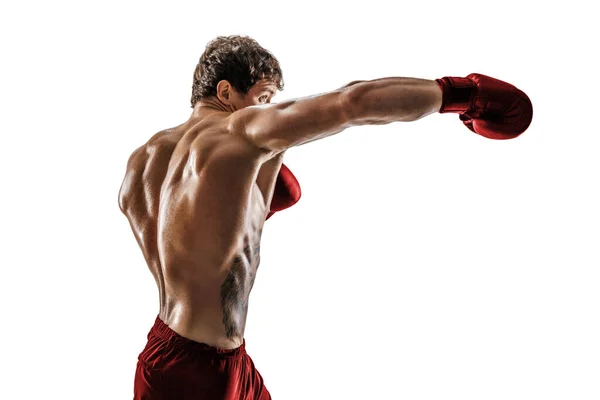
left=119, top=113, right=278, bottom=349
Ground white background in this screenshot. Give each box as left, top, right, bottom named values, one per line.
left=1, top=0, right=599, bottom=399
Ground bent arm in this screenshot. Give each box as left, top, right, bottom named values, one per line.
left=256, top=151, right=285, bottom=206
left=228, top=77, right=442, bottom=153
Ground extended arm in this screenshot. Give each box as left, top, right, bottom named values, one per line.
left=228, top=77, right=442, bottom=153
left=244, top=73, right=532, bottom=220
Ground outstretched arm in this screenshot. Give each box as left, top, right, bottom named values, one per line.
left=244, top=73, right=532, bottom=221
left=227, top=77, right=442, bottom=154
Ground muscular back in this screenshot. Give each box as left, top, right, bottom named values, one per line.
left=119, top=76, right=441, bottom=349
left=119, top=113, right=282, bottom=349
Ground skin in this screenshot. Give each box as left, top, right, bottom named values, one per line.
left=119, top=75, right=442, bottom=349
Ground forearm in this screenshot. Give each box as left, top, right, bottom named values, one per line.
left=344, top=77, right=443, bottom=125
left=256, top=152, right=285, bottom=201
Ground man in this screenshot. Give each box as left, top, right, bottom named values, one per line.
left=119, top=35, right=532, bottom=399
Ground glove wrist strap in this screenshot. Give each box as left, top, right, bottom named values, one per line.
left=435, top=76, right=476, bottom=114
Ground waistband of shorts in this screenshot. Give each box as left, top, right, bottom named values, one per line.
left=150, top=315, right=247, bottom=358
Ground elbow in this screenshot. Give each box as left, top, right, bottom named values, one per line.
left=339, top=86, right=363, bottom=125
left=341, top=84, right=387, bottom=126
left=339, top=80, right=366, bottom=90
left=342, top=82, right=424, bottom=125
left=342, top=82, right=397, bottom=125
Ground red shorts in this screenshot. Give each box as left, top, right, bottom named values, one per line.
left=134, top=316, right=272, bottom=400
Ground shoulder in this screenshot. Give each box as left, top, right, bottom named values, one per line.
left=190, top=114, right=270, bottom=168
left=224, top=106, right=280, bottom=155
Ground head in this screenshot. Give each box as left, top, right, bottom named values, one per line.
left=191, top=35, right=284, bottom=111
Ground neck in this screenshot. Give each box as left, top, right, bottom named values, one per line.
left=191, top=97, right=234, bottom=119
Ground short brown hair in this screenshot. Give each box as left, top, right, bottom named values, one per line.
left=190, top=35, right=284, bottom=107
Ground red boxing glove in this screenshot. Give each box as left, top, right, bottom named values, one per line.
left=266, top=163, right=301, bottom=220
left=436, top=73, right=533, bottom=139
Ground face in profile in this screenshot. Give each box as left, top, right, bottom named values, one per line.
left=228, top=79, right=279, bottom=110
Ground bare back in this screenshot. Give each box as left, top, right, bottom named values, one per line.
left=119, top=113, right=280, bottom=349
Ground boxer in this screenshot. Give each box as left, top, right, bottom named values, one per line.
left=119, top=35, right=532, bottom=400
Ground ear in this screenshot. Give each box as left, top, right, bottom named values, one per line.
left=215, top=80, right=233, bottom=104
